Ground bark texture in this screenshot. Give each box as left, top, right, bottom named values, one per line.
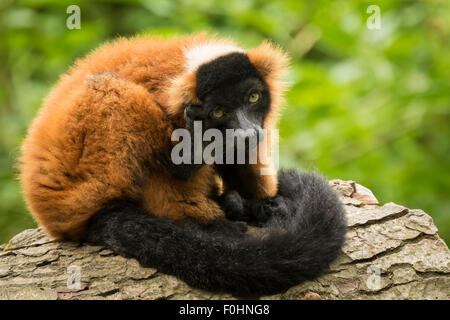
left=1, top=180, right=449, bottom=300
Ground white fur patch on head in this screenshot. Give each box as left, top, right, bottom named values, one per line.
left=184, top=43, right=244, bottom=73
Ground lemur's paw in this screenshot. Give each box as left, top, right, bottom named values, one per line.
left=265, top=197, right=289, bottom=215
left=252, top=196, right=289, bottom=226
left=219, top=190, right=246, bottom=221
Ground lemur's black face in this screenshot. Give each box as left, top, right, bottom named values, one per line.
left=190, top=53, right=271, bottom=139
left=201, top=77, right=270, bottom=133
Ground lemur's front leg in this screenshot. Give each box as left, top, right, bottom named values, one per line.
left=218, top=169, right=302, bottom=226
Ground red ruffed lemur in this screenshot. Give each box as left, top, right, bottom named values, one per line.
left=19, top=34, right=347, bottom=296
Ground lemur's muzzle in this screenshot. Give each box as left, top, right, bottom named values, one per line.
left=227, top=110, right=264, bottom=149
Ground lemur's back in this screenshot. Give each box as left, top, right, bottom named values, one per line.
left=44, top=34, right=234, bottom=114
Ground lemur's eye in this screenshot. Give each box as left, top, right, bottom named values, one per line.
left=249, top=92, right=260, bottom=103
left=212, top=108, right=224, bottom=119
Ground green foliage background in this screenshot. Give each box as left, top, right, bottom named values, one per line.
left=0, top=0, right=449, bottom=244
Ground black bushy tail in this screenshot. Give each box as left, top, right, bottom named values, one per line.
left=87, top=170, right=347, bottom=296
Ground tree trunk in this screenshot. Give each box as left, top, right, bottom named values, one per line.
left=1, top=180, right=449, bottom=300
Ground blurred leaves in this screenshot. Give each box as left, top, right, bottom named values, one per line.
left=0, top=0, right=449, bottom=244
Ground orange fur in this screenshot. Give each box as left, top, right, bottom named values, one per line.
left=19, top=34, right=288, bottom=240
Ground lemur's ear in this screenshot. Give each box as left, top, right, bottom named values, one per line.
left=247, top=41, right=289, bottom=81
left=247, top=41, right=289, bottom=127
